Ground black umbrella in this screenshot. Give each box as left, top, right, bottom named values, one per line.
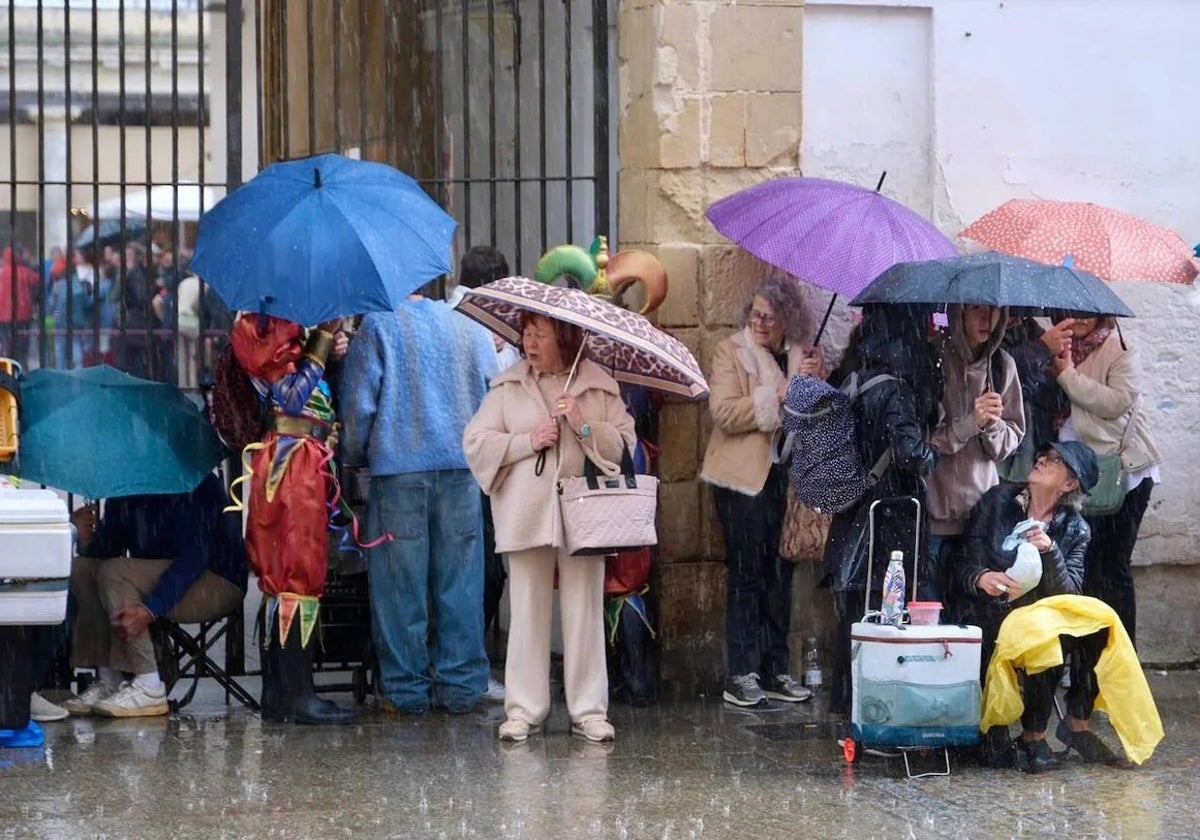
left=75, top=217, right=150, bottom=251
left=850, top=251, right=1134, bottom=317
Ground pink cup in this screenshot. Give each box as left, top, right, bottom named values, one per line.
left=907, top=601, right=943, bottom=626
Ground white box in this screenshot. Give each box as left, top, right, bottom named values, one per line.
left=850, top=620, right=983, bottom=748
left=0, top=488, right=72, bottom=624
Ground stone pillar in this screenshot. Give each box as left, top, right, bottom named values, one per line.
left=618, top=0, right=825, bottom=695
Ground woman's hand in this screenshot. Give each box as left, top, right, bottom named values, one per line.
left=531, top=418, right=560, bottom=452
left=70, top=503, right=99, bottom=547
left=1022, top=526, right=1053, bottom=552
left=551, top=392, right=585, bottom=434
left=799, top=346, right=824, bottom=377
left=330, top=331, right=350, bottom=361
left=976, top=570, right=1021, bottom=598
left=974, top=391, right=1003, bottom=428
left=1050, top=349, right=1073, bottom=377
left=1039, top=319, right=1074, bottom=356
left=776, top=381, right=789, bottom=404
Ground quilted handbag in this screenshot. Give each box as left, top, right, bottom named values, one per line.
left=558, top=445, right=659, bottom=556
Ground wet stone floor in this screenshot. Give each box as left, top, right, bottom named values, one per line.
left=2, top=670, right=1198, bottom=840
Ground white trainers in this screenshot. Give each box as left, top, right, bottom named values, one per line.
left=63, top=681, right=118, bottom=716
left=484, top=676, right=506, bottom=703
left=92, top=678, right=169, bottom=718
left=29, top=692, right=69, bottom=722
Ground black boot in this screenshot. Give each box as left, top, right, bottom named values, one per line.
left=260, top=620, right=355, bottom=725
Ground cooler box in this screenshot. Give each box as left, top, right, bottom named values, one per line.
left=0, top=489, right=72, bottom=625
left=849, top=620, right=983, bottom=748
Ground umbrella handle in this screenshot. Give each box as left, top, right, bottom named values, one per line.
left=813, top=295, right=836, bottom=346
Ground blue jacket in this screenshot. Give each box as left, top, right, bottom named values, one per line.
left=340, top=298, right=499, bottom=475
left=81, top=473, right=248, bottom=618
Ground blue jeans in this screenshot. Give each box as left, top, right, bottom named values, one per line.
left=365, top=469, right=488, bottom=712
left=54, top=334, right=86, bottom=369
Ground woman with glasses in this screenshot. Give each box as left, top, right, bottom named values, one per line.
left=699, top=275, right=823, bottom=707
left=949, top=441, right=1124, bottom=771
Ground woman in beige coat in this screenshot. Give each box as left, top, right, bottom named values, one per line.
left=699, top=276, right=823, bottom=707
left=1051, top=316, right=1160, bottom=648
left=464, top=312, right=636, bottom=743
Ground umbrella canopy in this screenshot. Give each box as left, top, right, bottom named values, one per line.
left=851, top=252, right=1135, bottom=317
left=19, top=365, right=224, bottom=499
left=75, top=217, right=150, bottom=251
left=90, top=182, right=222, bottom=222
left=453, top=276, right=709, bottom=400
left=962, top=199, right=1200, bottom=284
left=190, top=153, right=457, bottom=326
left=705, top=176, right=960, bottom=298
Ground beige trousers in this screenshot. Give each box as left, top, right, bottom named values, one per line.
left=504, top=546, right=608, bottom=726
left=70, top=555, right=244, bottom=675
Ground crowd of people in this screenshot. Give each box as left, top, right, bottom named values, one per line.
left=0, top=240, right=231, bottom=385
left=18, top=250, right=1158, bottom=768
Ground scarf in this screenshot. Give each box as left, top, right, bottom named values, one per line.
left=1070, top=325, right=1111, bottom=367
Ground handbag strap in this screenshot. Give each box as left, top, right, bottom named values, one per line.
left=583, top=443, right=638, bottom=490
left=1116, top=394, right=1141, bottom=455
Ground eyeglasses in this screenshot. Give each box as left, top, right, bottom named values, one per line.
left=749, top=311, right=777, bottom=326
left=1037, top=451, right=1065, bottom=467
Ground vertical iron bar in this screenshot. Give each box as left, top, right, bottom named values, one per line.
left=90, top=0, right=101, bottom=362
left=382, top=4, right=394, bottom=164
left=511, top=3, right=522, bottom=271
left=433, top=2, right=444, bottom=208
left=171, top=0, right=182, bottom=385
left=6, top=0, right=17, bottom=358
left=226, top=0, right=244, bottom=189
left=144, top=0, right=154, bottom=369
left=35, top=0, right=46, bottom=369
left=487, top=0, right=497, bottom=246
left=197, top=0, right=208, bottom=378
left=332, top=0, right=341, bottom=152
left=357, top=0, right=367, bottom=156
left=65, top=0, right=75, bottom=368
left=537, top=0, right=547, bottom=248
left=564, top=0, right=574, bottom=241
left=460, top=0, right=471, bottom=244
left=118, top=0, right=129, bottom=366
left=592, top=0, right=610, bottom=241
left=280, top=1, right=290, bottom=160
left=305, top=0, right=315, bottom=154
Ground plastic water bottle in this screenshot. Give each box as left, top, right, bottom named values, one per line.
left=803, top=637, right=823, bottom=690
left=880, top=551, right=906, bottom=625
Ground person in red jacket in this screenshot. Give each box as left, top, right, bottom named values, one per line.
left=0, top=247, right=40, bottom=365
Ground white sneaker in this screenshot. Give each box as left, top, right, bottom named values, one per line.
left=484, top=676, right=506, bottom=703
left=30, top=692, right=69, bottom=722
left=92, top=678, right=169, bottom=718
left=63, top=681, right=118, bottom=716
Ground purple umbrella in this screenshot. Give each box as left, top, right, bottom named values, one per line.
left=706, top=174, right=959, bottom=340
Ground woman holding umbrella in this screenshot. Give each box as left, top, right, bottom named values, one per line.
left=699, top=276, right=824, bottom=707
left=1050, top=316, right=1160, bottom=649
left=463, top=312, right=636, bottom=743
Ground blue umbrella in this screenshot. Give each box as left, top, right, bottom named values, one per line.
left=75, top=217, right=150, bottom=250
left=850, top=251, right=1134, bottom=317
left=19, top=365, right=224, bottom=499
left=190, top=153, right=457, bottom=325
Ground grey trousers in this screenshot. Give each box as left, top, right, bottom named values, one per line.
left=70, top=555, right=244, bottom=675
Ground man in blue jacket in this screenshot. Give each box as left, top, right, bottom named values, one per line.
left=340, top=295, right=498, bottom=714
left=64, top=473, right=248, bottom=717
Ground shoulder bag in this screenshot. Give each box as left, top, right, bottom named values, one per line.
left=558, top=444, right=659, bottom=556
left=1081, top=397, right=1139, bottom=518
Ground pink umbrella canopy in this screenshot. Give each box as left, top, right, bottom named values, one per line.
left=962, top=199, right=1200, bottom=284
left=453, top=276, right=709, bottom=400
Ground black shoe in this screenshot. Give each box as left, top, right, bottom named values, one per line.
left=978, top=726, right=1017, bottom=769
left=1056, top=720, right=1121, bottom=765
left=1015, top=737, right=1060, bottom=773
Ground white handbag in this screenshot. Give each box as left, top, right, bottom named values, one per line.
left=557, top=445, right=658, bottom=556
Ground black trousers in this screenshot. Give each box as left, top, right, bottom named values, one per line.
left=713, top=467, right=792, bottom=679
left=1020, top=630, right=1105, bottom=733
left=831, top=589, right=865, bottom=716
left=1084, top=477, right=1153, bottom=650
left=480, top=493, right=507, bottom=637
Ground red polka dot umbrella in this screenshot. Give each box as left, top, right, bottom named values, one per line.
left=961, top=199, right=1200, bottom=284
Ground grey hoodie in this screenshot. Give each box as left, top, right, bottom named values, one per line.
left=927, top=305, right=1025, bottom=536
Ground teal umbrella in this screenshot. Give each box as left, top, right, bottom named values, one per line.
left=19, top=366, right=224, bottom=498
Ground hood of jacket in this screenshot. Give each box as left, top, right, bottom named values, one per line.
left=854, top=304, right=943, bottom=427
left=944, top=303, right=1009, bottom=370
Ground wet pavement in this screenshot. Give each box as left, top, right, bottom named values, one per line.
left=2, top=669, right=1197, bottom=839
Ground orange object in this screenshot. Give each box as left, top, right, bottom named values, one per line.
left=0, top=358, right=19, bottom=462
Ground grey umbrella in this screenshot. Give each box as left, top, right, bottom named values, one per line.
left=850, top=251, right=1134, bottom=317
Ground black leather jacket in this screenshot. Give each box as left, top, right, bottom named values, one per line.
left=948, top=482, right=1090, bottom=625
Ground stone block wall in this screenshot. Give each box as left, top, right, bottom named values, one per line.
left=618, top=0, right=836, bottom=693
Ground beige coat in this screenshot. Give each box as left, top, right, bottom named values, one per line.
left=1057, top=331, right=1160, bottom=472
left=700, top=327, right=809, bottom=497
left=463, top=358, right=637, bottom=554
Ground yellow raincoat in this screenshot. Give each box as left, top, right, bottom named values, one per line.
left=980, top=594, right=1163, bottom=765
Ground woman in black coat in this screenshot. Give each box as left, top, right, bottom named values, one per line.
left=822, top=305, right=941, bottom=716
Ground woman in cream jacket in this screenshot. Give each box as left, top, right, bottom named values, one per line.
left=1051, top=316, right=1161, bottom=649
left=699, top=275, right=823, bottom=707
left=464, top=312, right=635, bottom=743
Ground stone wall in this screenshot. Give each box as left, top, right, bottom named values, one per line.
left=618, top=0, right=834, bottom=694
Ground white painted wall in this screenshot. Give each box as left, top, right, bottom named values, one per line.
left=803, top=0, right=1200, bottom=662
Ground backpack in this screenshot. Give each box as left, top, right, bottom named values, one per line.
left=209, top=345, right=265, bottom=452
left=772, top=372, right=897, bottom=514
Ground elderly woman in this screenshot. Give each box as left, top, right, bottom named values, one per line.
left=951, top=441, right=1120, bottom=771
left=1050, top=316, right=1160, bottom=649
left=699, top=276, right=823, bottom=707
left=463, top=312, right=636, bottom=743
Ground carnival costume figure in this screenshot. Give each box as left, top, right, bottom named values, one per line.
left=230, top=313, right=355, bottom=725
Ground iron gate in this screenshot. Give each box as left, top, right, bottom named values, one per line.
left=1, top=0, right=614, bottom=387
